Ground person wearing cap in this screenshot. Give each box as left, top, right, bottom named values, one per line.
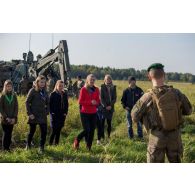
left=131, top=63, right=192, bottom=163
left=121, top=76, right=144, bottom=139
left=73, top=75, right=85, bottom=99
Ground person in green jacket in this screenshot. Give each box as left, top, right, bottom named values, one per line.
left=0, top=80, right=18, bottom=151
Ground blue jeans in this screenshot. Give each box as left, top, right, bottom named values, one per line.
left=126, top=111, right=143, bottom=138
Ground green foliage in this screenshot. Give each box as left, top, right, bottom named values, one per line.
left=69, top=64, right=195, bottom=83
left=182, top=124, right=195, bottom=134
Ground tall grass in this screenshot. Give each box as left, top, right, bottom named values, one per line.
left=0, top=80, right=194, bottom=162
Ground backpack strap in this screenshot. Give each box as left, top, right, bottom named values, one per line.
left=146, top=88, right=163, bottom=129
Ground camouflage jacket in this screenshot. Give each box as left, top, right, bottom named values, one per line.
left=131, top=85, right=192, bottom=132
left=47, top=79, right=55, bottom=93
left=73, top=80, right=85, bottom=91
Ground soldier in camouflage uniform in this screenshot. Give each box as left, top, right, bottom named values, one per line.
left=67, top=77, right=74, bottom=97
left=19, top=76, right=29, bottom=95
left=73, top=75, right=85, bottom=99
left=46, top=74, right=55, bottom=94
left=131, top=63, right=192, bottom=163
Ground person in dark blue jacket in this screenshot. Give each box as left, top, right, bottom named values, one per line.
left=121, top=76, right=144, bottom=139
left=49, top=80, right=69, bottom=145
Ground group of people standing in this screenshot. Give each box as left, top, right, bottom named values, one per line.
left=68, top=74, right=144, bottom=151
left=0, top=63, right=191, bottom=163
left=73, top=74, right=145, bottom=150
left=73, top=74, right=118, bottom=151
left=25, top=76, right=69, bottom=153
left=0, top=76, right=68, bottom=153
left=0, top=72, right=145, bottom=153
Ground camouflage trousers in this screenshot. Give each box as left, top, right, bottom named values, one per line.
left=147, top=129, right=183, bottom=163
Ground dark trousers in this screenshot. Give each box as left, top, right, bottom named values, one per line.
left=27, top=123, right=47, bottom=148
left=49, top=126, right=62, bottom=145
left=102, top=118, right=112, bottom=138
left=96, top=115, right=104, bottom=140
left=77, top=113, right=97, bottom=148
left=2, top=124, right=14, bottom=151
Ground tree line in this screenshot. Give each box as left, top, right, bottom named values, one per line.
left=69, top=64, right=195, bottom=83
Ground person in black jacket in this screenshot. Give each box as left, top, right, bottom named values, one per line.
left=121, top=76, right=144, bottom=139
left=100, top=75, right=117, bottom=140
left=49, top=80, right=69, bottom=145
left=26, top=75, right=49, bottom=153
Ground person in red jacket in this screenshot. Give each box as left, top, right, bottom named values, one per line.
left=73, top=74, right=100, bottom=151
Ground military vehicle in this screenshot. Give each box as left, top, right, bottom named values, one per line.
left=0, top=40, right=71, bottom=93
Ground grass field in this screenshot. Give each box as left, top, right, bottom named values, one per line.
left=0, top=80, right=195, bottom=163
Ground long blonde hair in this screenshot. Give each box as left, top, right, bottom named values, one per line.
left=34, top=75, right=46, bottom=91
left=104, top=74, right=113, bottom=85
left=85, top=74, right=96, bottom=90
left=53, top=80, right=64, bottom=92
left=2, top=80, right=14, bottom=95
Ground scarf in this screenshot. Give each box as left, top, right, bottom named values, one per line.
left=5, top=93, right=14, bottom=105
left=89, top=86, right=96, bottom=94
left=40, top=89, right=46, bottom=102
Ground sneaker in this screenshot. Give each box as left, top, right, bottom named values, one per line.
left=97, top=140, right=101, bottom=145
left=73, top=138, right=79, bottom=150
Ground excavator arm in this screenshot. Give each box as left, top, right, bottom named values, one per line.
left=58, top=40, right=71, bottom=83
left=29, top=40, right=71, bottom=83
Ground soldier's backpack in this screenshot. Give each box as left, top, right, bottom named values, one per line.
left=149, top=87, right=182, bottom=131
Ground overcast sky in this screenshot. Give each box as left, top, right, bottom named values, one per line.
left=0, top=33, right=195, bottom=74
